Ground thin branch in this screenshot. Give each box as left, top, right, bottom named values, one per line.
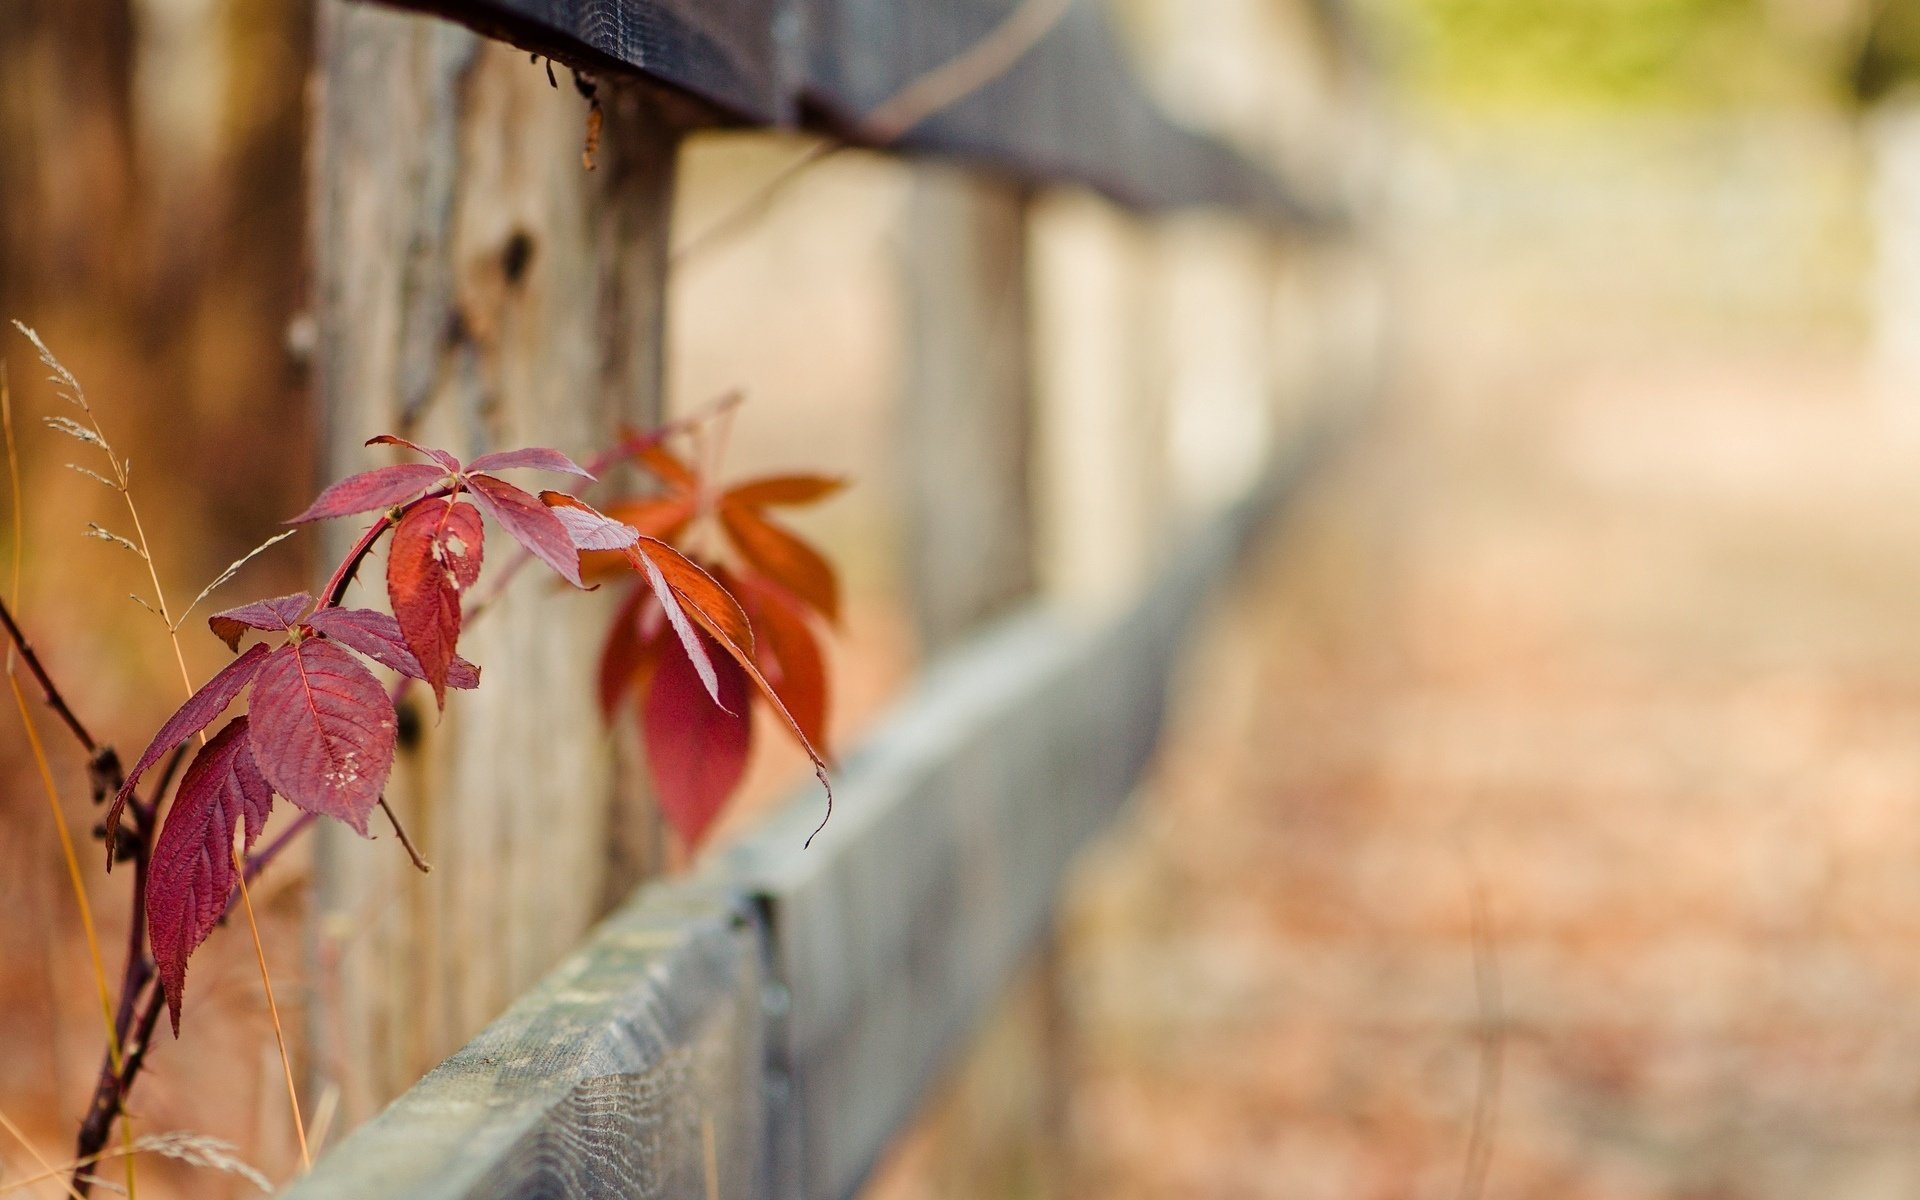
left=0, top=594, right=97, bottom=753
left=378, top=797, right=431, bottom=874
left=671, top=0, right=1075, bottom=265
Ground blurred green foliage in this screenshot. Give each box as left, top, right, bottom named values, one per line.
left=1399, top=0, right=1852, bottom=112
left=1852, top=2, right=1920, bottom=104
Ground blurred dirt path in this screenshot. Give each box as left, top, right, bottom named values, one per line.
left=1054, top=136, right=1920, bottom=1199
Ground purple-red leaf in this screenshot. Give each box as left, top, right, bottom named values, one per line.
left=305, top=607, right=479, bottom=690
left=467, top=474, right=584, bottom=588
left=643, top=627, right=752, bottom=849
left=106, top=642, right=272, bottom=867
left=207, top=592, right=310, bottom=651
left=468, top=447, right=593, bottom=479
left=288, top=463, right=446, bottom=524
left=387, top=498, right=484, bottom=706
left=146, top=716, right=272, bottom=1034
left=366, top=435, right=460, bottom=472
left=247, top=640, right=397, bottom=835
left=541, top=492, right=640, bottom=551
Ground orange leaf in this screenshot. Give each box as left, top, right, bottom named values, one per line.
left=719, top=505, right=839, bottom=623
left=631, top=538, right=753, bottom=654
left=722, top=474, right=847, bottom=510
left=738, top=573, right=831, bottom=759
left=635, top=442, right=698, bottom=494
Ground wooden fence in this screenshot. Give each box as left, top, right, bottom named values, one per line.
left=288, top=0, right=1379, bottom=1193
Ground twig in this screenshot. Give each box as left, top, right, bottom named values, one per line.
left=0, top=595, right=98, bottom=753
left=378, top=797, right=431, bottom=874
left=671, top=0, right=1076, bottom=265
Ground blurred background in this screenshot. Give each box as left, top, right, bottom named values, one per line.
left=4, top=0, right=1920, bottom=1196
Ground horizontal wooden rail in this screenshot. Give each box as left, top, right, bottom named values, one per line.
left=280, top=404, right=1359, bottom=1200
left=369, top=0, right=1344, bottom=228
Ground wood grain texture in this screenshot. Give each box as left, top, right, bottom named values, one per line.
left=350, top=0, right=1344, bottom=229
left=282, top=882, right=767, bottom=1199
left=309, top=0, right=680, bottom=1124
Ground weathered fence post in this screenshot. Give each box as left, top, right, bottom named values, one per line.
left=308, top=0, right=681, bottom=1123
left=891, top=162, right=1076, bottom=1194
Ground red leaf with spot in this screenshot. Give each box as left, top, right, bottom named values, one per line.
left=540, top=492, right=640, bottom=551
left=146, top=716, right=272, bottom=1034
left=305, top=607, right=479, bottom=691
left=247, top=640, right=397, bottom=835
left=288, top=463, right=446, bottom=524
left=207, top=592, right=310, bottom=651
left=737, top=573, right=830, bottom=758
left=644, top=627, right=752, bottom=849
left=718, top=504, right=840, bottom=622
left=387, top=498, right=484, bottom=706
left=366, top=434, right=460, bottom=472
left=469, top=448, right=593, bottom=479
left=106, top=642, right=272, bottom=867
left=467, top=474, right=583, bottom=588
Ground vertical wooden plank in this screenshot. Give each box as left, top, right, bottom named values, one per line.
left=900, top=163, right=1036, bottom=654
left=308, top=0, right=681, bottom=1125
left=1030, top=189, right=1167, bottom=616
left=882, top=161, right=1071, bottom=1197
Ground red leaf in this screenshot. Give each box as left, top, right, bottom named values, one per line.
left=207, top=592, right=310, bottom=651
left=305, top=607, right=480, bottom=691
left=366, top=434, right=460, bottom=472
left=468, top=447, right=593, bottom=479
left=631, top=548, right=723, bottom=706
left=633, top=442, right=698, bottom=494
left=631, top=538, right=753, bottom=653
left=597, top=587, right=659, bottom=720
left=643, top=628, right=752, bottom=849
left=739, top=574, right=831, bottom=758
left=671, top=584, right=835, bottom=845
left=719, top=504, right=840, bottom=622
left=581, top=498, right=694, bottom=581
left=288, top=463, right=446, bottom=524
left=106, top=642, right=272, bottom=867
left=248, top=640, right=397, bottom=835
left=601, top=497, right=695, bottom=541
left=146, top=717, right=271, bottom=1035
left=630, top=544, right=833, bottom=843
left=540, top=491, right=640, bottom=551
left=722, top=474, right=847, bottom=509
left=467, top=474, right=583, bottom=588
left=387, top=498, right=484, bottom=706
